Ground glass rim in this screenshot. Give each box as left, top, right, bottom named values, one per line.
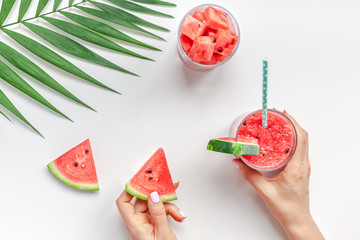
left=177, top=3, right=241, bottom=69
left=235, top=109, right=298, bottom=172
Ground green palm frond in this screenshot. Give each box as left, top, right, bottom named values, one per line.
left=18, top=0, right=32, bottom=21
left=131, top=0, right=176, bottom=6
left=76, top=5, right=165, bottom=41
left=0, top=0, right=176, bottom=136
left=89, top=1, right=169, bottom=31
left=0, top=0, right=15, bottom=26
left=36, top=0, right=50, bottom=16
left=0, top=88, right=43, bottom=137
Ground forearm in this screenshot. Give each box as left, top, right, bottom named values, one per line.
left=280, top=215, right=324, bottom=240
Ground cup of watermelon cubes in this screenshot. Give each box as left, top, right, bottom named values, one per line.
left=178, top=4, right=240, bottom=70
left=229, top=109, right=298, bottom=178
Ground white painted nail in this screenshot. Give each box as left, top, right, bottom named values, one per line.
left=179, top=210, right=187, bottom=218
left=232, top=159, right=240, bottom=168
left=150, top=191, right=160, bottom=203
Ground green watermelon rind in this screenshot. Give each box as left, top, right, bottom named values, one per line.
left=125, top=182, right=177, bottom=202
left=207, top=139, right=260, bottom=156
left=47, top=161, right=99, bottom=191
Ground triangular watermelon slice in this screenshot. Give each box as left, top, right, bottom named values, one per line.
left=126, top=148, right=177, bottom=202
left=47, top=139, right=99, bottom=191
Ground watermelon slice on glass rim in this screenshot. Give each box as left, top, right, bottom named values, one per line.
left=47, top=139, right=99, bottom=191
left=126, top=148, right=177, bottom=202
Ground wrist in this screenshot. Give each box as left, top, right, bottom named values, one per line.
left=280, top=214, right=324, bottom=240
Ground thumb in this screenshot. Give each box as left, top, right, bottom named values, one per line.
left=232, top=158, right=268, bottom=191
left=148, top=191, right=171, bottom=234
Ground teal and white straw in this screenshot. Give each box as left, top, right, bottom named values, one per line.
left=262, top=57, right=268, bottom=128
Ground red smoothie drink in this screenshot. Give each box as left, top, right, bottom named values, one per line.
left=230, top=109, right=297, bottom=177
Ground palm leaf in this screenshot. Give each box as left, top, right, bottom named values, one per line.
left=130, top=0, right=176, bottom=6
left=0, top=41, right=95, bottom=111
left=0, top=0, right=175, bottom=135
left=60, top=11, right=161, bottom=51
left=18, top=0, right=32, bottom=22
left=53, top=0, right=62, bottom=11
left=89, top=1, right=169, bottom=31
left=0, top=109, right=12, bottom=122
left=107, top=0, right=173, bottom=18
left=23, top=22, right=138, bottom=76
left=76, top=6, right=165, bottom=40
left=0, top=60, right=71, bottom=121
left=42, top=16, right=153, bottom=61
left=0, top=88, right=42, bottom=136
left=36, top=0, right=49, bottom=16
left=0, top=0, right=16, bottom=26
left=2, top=28, right=119, bottom=94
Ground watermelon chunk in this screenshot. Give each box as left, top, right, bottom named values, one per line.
left=47, top=139, right=99, bottom=191
left=192, top=10, right=205, bottom=22
left=214, top=28, right=238, bottom=56
left=180, top=15, right=206, bottom=41
left=188, top=36, right=216, bottom=62
left=180, top=34, right=193, bottom=53
left=126, top=148, right=177, bottom=202
left=207, top=137, right=259, bottom=156
left=200, top=53, right=225, bottom=65
left=204, top=6, right=229, bottom=30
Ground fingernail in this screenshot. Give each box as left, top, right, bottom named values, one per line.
left=150, top=191, right=160, bottom=203
left=179, top=210, right=187, bottom=218
left=232, top=159, right=240, bottom=168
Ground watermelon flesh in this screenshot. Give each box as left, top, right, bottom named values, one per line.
left=180, top=15, right=206, bottom=41
left=180, top=6, right=238, bottom=66
left=126, top=148, right=176, bottom=202
left=192, top=10, right=205, bottom=22
left=204, top=6, right=229, bottom=30
left=180, top=34, right=193, bottom=53
left=188, top=36, right=215, bottom=62
left=47, top=139, right=99, bottom=191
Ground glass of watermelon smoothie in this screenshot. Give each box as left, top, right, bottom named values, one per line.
left=177, top=4, right=240, bottom=70
left=229, top=109, right=298, bottom=178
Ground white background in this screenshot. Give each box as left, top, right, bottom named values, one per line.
left=0, top=0, right=359, bottom=239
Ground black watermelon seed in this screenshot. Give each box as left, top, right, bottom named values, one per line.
left=285, top=148, right=290, bottom=153
left=217, top=48, right=222, bottom=53
left=148, top=177, right=153, bottom=180
left=85, top=150, right=89, bottom=154
left=243, top=120, right=247, bottom=125
left=147, top=170, right=152, bottom=173
left=74, top=163, right=78, bottom=167
left=198, top=24, right=201, bottom=28
left=256, top=134, right=260, bottom=139
left=262, top=154, right=265, bottom=157
left=213, top=38, right=216, bottom=43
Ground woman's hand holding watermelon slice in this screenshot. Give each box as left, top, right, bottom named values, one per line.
left=232, top=111, right=325, bottom=240
left=116, top=182, right=186, bottom=240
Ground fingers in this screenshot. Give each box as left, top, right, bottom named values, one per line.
left=233, top=158, right=268, bottom=192
left=134, top=182, right=180, bottom=214
left=116, top=190, right=135, bottom=225
left=164, top=202, right=187, bottom=222
left=134, top=198, right=148, bottom=213
left=282, top=110, right=309, bottom=173
left=148, top=191, right=171, bottom=234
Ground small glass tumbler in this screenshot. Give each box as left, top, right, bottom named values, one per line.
left=177, top=4, right=240, bottom=71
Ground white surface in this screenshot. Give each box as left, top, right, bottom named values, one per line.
left=0, top=0, right=359, bottom=239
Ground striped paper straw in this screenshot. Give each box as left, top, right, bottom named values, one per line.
left=262, top=57, right=268, bottom=128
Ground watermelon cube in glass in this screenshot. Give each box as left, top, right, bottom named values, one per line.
left=177, top=4, right=240, bottom=70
